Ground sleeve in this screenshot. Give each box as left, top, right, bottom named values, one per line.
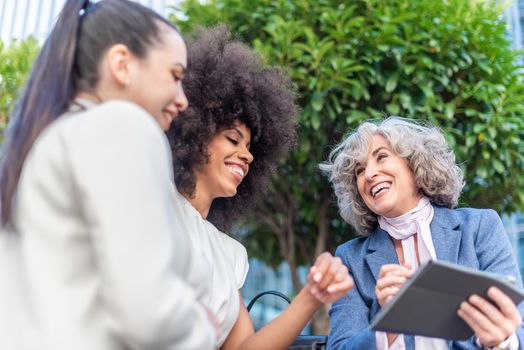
left=454, top=209, right=524, bottom=350
left=229, top=238, right=249, bottom=289
left=70, top=102, right=216, bottom=349
left=327, top=245, right=377, bottom=350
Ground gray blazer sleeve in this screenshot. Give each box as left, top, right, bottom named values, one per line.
left=327, top=245, right=377, bottom=350
left=462, top=209, right=524, bottom=350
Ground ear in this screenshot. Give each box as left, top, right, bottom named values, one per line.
left=105, top=44, right=136, bottom=88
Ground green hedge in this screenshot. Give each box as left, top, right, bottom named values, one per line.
left=174, top=0, right=524, bottom=265
left=0, top=37, right=39, bottom=142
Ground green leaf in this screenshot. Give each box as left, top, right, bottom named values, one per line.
left=311, top=110, right=321, bottom=130
left=311, top=91, right=324, bottom=112
left=385, top=73, right=399, bottom=93
left=493, top=159, right=504, bottom=174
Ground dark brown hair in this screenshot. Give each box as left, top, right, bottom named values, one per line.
left=0, top=0, right=179, bottom=228
left=167, top=25, right=297, bottom=232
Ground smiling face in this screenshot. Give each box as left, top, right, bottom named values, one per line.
left=127, top=25, right=188, bottom=130
left=355, top=134, right=421, bottom=218
left=194, top=121, right=254, bottom=207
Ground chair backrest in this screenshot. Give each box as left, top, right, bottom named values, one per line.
left=247, top=290, right=327, bottom=350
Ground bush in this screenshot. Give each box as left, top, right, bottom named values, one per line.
left=174, top=0, right=524, bottom=260
left=0, top=37, right=39, bottom=141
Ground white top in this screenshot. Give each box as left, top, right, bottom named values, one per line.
left=11, top=100, right=215, bottom=350
left=176, top=190, right=249, bottom=346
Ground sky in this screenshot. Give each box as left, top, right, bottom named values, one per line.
left=0, top=0, right=181, bottom=44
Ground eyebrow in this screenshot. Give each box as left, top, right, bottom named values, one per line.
left=371, top=146, right=389, bottom=156
left=232, top=127, right=251, bottom=147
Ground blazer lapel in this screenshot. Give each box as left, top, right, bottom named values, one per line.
left=430, top=206, right=462, bottom=264
left=365, top=227, right=399, bottom=282
left=365, top=206, right=462, bottom=282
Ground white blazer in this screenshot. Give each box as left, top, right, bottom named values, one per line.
left=7, top=100, right=215, bottom=350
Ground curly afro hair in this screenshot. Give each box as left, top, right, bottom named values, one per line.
left=167, top=25, right=298, bottom=232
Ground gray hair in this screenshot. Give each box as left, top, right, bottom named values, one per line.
left=320, top=117, right=464, bottom=236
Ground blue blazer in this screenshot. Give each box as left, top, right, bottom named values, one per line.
left=327, top=206, right=524, bottom=350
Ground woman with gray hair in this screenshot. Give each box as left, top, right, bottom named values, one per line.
left=321, top=117, right=524, bottom=350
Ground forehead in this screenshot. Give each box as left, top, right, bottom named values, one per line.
left=234, top=121, right=251, bottom=137
left=369, top=134, right=390, bottom=150
left=353, top=133, right=390, bottom=164
left=154, top=27, right=187, bottom=67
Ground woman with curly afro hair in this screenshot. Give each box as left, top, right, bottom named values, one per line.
left=166, top=25, right=354, bottom=350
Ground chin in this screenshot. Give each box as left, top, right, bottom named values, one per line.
left=220, top=188, right=238, bottom=199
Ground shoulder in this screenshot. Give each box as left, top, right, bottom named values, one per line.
left=206, top=222, right=248, bottom=263
left=433, top=206, right=502, bottom=229
left=37, top=100, right=163, bottom=150
left=335, top=235, right=370, bottom=263
left=205, top=223, right=249, bottom=288
left=75, top=100, right=161, bottom=136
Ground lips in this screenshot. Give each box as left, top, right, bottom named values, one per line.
left=225, top=162, right=247, bottom=183
left=161, top=108, right=178, bottom=128
left=370, top=181, right=392, bottom=198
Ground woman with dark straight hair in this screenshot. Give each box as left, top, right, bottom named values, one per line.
left=0, top=1, right=215, bottom=349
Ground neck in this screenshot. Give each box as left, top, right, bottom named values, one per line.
left=76, top=91, right=103, bottom=103
left=186, top=185, right=213, bottom=219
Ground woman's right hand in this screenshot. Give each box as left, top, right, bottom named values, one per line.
left=375, top=262, right=412, bottom=308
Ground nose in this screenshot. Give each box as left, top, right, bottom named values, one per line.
left=364, top=163, right=377, bottom=181
left=175, top=86, right=188, bottom=112
left=239, top=147, right=254, bottom=165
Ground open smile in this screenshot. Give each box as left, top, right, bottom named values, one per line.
left=370, top=181, right=392, bottom=198
left=161, top=108, right=178, bottom=128
left=225, top=162, right=247, bottom=183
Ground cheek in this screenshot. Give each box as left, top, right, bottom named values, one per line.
left=356, top=178, right=367, bottom=198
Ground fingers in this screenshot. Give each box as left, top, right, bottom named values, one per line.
left=375, top=264, right=412, bottom=308
left=488, top=287, right=523, bottom=325
left=375, top=274, right=408, bottom=291
left=309, top=252, right=342, bottom=290
left=307, top=252, right=354, bottom=304
left=378, top=264, right=412, bottom=279
left=308, top=252, right=330, bottom=284
left=457, top=288, right=522, bottom=347
left=458, top=297, right=501, bottom=340
left=375, top=284, right=401, bottom=306
left=326, top=265, right=354, bottom=294
left=310, top=270, right=354, bottom=304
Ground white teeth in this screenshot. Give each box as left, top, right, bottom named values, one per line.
left=226, top=165, right=244, bottom=178
left=371, top=183, right=391, bottom=197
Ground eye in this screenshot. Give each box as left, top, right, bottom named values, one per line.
left=377, top=153, right=388, bottom=161
left=226, top=136, right=238, bottom=145
left=172, top=71, right=183, bottom=82
left=355, top=166, right=364, bottom=176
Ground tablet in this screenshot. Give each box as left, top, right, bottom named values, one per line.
left=370, top=260, right=524, bottom=340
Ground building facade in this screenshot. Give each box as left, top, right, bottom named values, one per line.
left=502, top=0, right=524, bottom=279
left=0, top=0, right=178, bottom=44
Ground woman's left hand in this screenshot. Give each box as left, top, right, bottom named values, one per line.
left=457, top=286, right=522, bottom=347
left=306, top=252, right=354, bottom=304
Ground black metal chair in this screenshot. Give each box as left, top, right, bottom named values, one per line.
left=247, top=290, right=327, bottom=350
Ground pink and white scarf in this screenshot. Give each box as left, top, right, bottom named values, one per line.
left=378, top=196, right=436, bottom=268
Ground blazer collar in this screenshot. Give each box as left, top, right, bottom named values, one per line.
left=365, top=206, right=462, bottom=282
left=430, top=206, right=461, bottom=263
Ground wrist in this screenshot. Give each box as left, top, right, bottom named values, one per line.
left=299, top=283, right=323, bottom=310
left=476, top=334, right=513, bottom=350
